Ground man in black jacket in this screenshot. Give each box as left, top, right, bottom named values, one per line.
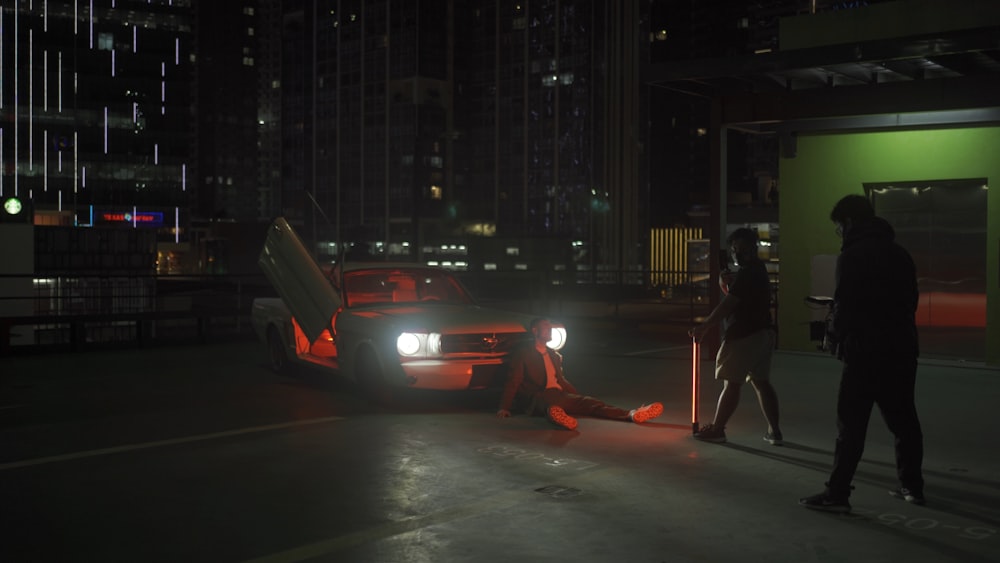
left=800, top=194, right=925, bottom=513
left=496, top=318, right=663, bottom=430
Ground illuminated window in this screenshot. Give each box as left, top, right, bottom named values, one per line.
left=506, top=247, right=519, bottom=256
left=429, top=185, right=442, bottom=200
left=98, top=33, right=114, bottom=51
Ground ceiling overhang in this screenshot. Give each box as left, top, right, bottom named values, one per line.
left=646, top=23, right=1000, bottom=135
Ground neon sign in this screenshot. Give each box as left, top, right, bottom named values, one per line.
left=100, top=211, right=164, bottom=226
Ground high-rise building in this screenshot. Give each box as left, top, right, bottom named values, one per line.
left=192, top=1, right=263, bottom=222
left=279, top=1, right=649, bottom=275
left=278, top=0, right=452, bottom=262
left=455, top=1, right=648, bottom=275
left=0, top=0, right=194, bottom=234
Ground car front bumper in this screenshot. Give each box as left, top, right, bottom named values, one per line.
left=398, top=358, right=505, bottom=390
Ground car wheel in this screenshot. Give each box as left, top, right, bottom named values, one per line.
left=355, top=346, right=393, bottom=406
left=267, top=325, right=297, bottom=376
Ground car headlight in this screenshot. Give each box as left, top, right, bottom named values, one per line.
left=548, top=327, right=567, bottom=350
left=397, top=332, right=443, bottom=357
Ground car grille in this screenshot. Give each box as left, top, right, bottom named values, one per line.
left=440, top=332, right=528, bottom=356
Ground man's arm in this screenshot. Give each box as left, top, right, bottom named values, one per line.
left=689, top=293, right=740, bottom=342
left=551, top=351, right=578, bottom=394
left=497, top=351, right=526, bottom=416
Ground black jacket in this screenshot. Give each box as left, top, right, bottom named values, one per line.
left=831, top=216, right=919, bottom=363
left=498, top=342, right=578, bottom=412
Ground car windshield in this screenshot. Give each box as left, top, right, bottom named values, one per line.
left=342, top=268, right=475, bottom=307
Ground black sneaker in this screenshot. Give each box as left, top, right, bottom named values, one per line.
left=889, top=488, right=926, bottom=506
left=693, top=424, right=726, bottom=443
left=763, top=431, right=783, bottom=446
left=799, top=491, right=851, bottom=513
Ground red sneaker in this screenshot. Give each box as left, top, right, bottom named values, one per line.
left=547, top=406, right=578, bottom=430
left=629, top=402, right=664, bottom=423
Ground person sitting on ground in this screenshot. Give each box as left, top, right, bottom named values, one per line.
left=496, top=317, right=664, bottom=430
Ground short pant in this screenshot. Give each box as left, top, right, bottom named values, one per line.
left=715, top=328, right=776, bottom=383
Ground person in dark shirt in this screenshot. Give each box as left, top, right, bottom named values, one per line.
left=800, top=194, right=924, bottom=513
left=689, top=228, right=782, bottom=445
left=497, top=318, right=663, bottom=430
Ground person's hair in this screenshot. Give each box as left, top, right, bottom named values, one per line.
left=529, top=317, right=549, bottom=333
left=726, top=227, right=758, bottom=246
left=830, top=194, right=875, bottom=224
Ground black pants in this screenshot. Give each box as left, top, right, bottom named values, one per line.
left=531, top=387, right=631, bottom=421
left=827, top=358, right=924, bottom=497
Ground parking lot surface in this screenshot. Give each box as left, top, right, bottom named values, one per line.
left=1, top=324, right=998, bottom=562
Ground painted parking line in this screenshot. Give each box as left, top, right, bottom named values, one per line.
left=625, top=344, right=690, bottom=356
left=0, top=416, right=345, bottom=471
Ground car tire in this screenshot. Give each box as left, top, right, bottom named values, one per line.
left=355, top=346, right=393, bottom=406
left=267, top=325, right=297, bottom=377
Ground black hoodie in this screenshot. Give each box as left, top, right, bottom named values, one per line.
left=831, top=216, right=920, bottom=363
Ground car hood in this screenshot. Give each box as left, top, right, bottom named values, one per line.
left=341, top=304, right=535, bottom=334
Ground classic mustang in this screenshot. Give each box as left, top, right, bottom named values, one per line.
left=251, top=217, right=566, bottom=401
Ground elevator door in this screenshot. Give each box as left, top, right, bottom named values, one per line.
left=865, top=179, right=988, bottom=362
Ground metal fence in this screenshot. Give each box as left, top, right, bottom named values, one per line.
left=0, top=269, right=722, bottom=355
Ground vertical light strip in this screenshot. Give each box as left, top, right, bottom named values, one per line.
left=133, top=206, right=137, bottom=228
left=44, top=50, right=48, bottom=111
left=175, top=207, right=180, bottom=243
left=0, top=129, right=4, bottom=196
left=73, top=131, right=78, bottom=193
left=58, top=53, right=63, bottom=111
left=73, top=132, right=78, bottom=192
left=133, top=102, right=138, bottom=123
left=58, top=190, right=62, bottom=212
left=0, top=10, right=4, bottom=110
left=13, top=6, right=18, bottom=196
left=182, top=164, right=186, bottom=191
left=175, top=37, right=180, bottom=65
left=44, top=131, right=48, bottom=191
left=75, top=0, right=78, bottom=34
left=29, top=29, right=34, bottom=170
left=89, top=0, right=94, bottom=48
left=44, top=0, right=48, bottom=32
left=104, top=107, right=108, bottom=153
left=111, top=49, right=116, bottom=77
left=133, top=25, right=138, bottom=52
left=161, top=62, right=167, bottom=114
left=82, top=166, right=86, bottom=187
left=154, top=144, right=158, bottom=164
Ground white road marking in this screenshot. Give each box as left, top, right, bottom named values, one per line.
left=625, top=344, right=690, bottom=356
left=0, top=416, right=344, bottom=471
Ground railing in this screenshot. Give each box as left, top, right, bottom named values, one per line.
left=0, top=269, right=726, bottom=355
left=0, top=274, right=275, bottom=355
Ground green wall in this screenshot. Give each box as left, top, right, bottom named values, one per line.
left=778, top=127, right=1000, bottom=365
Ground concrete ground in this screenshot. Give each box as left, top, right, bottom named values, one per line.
left=1, top=304, right=998, bottom=562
